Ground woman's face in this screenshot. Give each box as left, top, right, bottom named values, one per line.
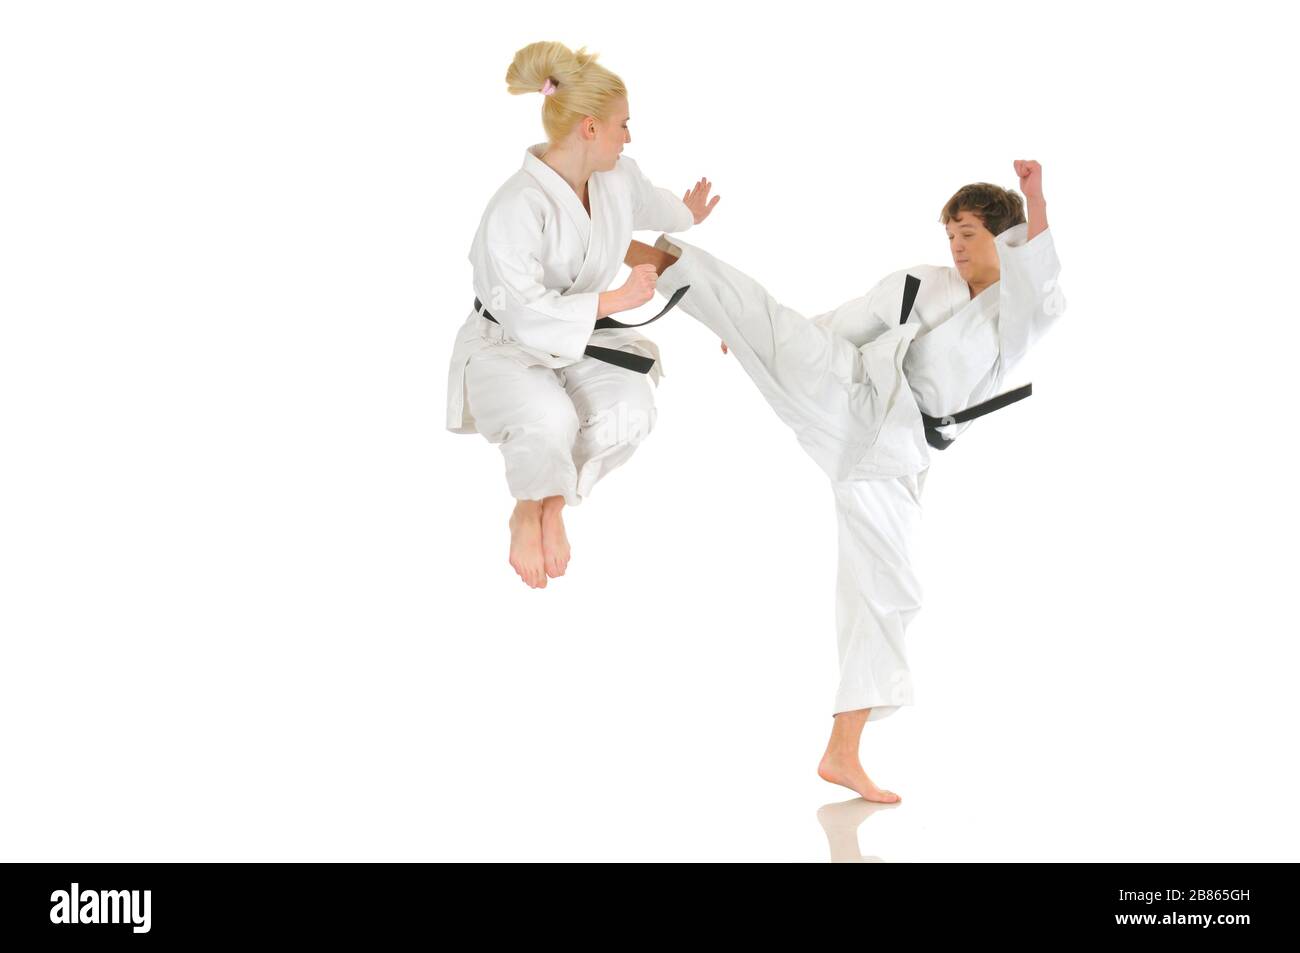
left=587, top=96, right=631, bottom=171
left=945, top=210, right=1000, bottom=290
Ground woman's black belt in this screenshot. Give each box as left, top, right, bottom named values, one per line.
left=472, top=284, right=690, bottom=375
left=897, top=273, right=1034, bottom=451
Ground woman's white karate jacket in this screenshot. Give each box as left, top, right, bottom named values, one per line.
left=446, top=144, right=694, bottom=436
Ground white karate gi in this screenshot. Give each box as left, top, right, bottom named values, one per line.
left=652, top=225, right=1064, bottom=719
left=446, top=144, right=694, bottom=506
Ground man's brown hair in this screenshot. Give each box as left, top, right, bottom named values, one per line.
left=939, top=183, right=1026, bottom=236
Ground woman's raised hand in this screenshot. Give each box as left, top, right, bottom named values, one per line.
left=683, top=177, right=720, bottom=224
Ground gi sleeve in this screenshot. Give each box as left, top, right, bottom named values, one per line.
left=995, top=222, right=1066, bottom=369
left=620, top=155, right=694, bottom=233
left=811, top=273, right=896, bottom=348
left=472, top=193, right=599, bottom=361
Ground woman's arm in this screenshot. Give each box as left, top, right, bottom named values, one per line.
left=598, top=266, right=658, bottom=318
left=622, top=155, right=718, bottom=232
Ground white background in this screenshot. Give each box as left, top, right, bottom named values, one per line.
left=2, top=1, right=1296, bottom=861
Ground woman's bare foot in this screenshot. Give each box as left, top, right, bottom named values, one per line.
left=817, top=708, right=902, bottom=803
left=540, top=495, right=570, bottom=578
left=624, top=238, right=679, bottom=276
left=508, top=500, right=546, bottom=589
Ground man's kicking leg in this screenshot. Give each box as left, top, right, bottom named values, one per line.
left=626, top=236, right=926, bottom=483
left=627, top=237, right=861, bottom=439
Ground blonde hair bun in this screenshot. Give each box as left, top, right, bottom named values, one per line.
left=505, top=41, right=626, bottom=142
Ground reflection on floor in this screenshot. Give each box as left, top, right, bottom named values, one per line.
left=817, top=798, right=901, bottom=863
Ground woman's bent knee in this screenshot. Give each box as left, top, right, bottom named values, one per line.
left=578, top=399, right=656, bottom=452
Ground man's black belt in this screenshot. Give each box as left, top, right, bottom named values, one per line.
left=920, top=383, right=1033, bottom=450
left=472, top=284, right=690, bottom=375
left=898, top=273, right=1033, bottom=451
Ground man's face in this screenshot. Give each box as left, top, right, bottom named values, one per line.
left=945, top=210, right=1000, bottom=288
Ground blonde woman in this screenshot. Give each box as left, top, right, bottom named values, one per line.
left=447, top=41, right=719, bottom=588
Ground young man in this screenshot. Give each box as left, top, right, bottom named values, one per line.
left=627, top=160, right=1064, bottom=803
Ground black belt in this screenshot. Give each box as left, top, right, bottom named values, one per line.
left=473, top=284, right=690, bottom=375
left=920, top=383, right=1033, bottom=449
left=898, top=273, right=1033, bottom=451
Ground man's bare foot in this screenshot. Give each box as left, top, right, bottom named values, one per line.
left=817, top=752, right=902, bottom=803
left=819, top=708, right=901, bottom=803
left=508, top=501, right=546, bottom=589
left=624, top=238, right=679, bottom=276
left=540, top=495, right=570, bottom=578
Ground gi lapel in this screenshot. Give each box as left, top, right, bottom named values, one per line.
left=522, top=144, right=609, bottom=293
left=569, top=171, right=606, bottom=291
left=522, top=143, right=592, bottom=249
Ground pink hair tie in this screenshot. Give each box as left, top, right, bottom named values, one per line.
left=540, top=77, right=558, bottom=97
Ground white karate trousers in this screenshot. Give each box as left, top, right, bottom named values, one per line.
left=654, top=236, right=929, bottom=721
left=830, top=470, right=927, bottom=720
left=464, top=346, right=657, bottom=508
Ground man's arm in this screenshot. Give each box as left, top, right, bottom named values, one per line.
left=995, top=160, right=1064, bottom=370
left=1016, top=159, right=1048, bottom=239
